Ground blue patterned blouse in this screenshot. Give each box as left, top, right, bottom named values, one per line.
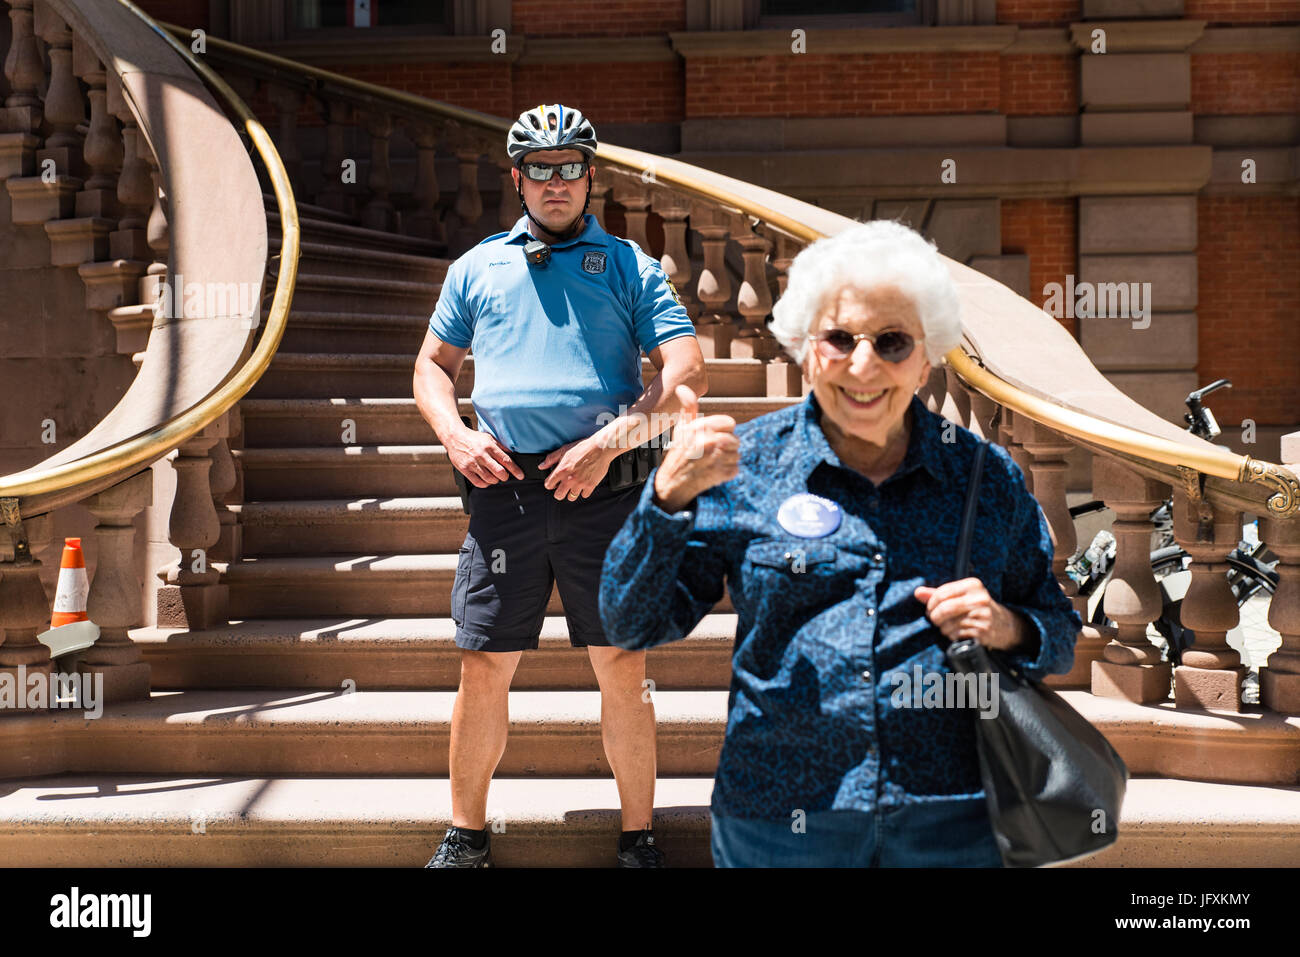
left=598, top=391, right=1081, bottom=819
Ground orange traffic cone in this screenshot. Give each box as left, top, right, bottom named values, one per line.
left=50, top=537, right=90, bottom=629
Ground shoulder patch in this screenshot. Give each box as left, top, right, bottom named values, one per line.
left=665, top=277, right=682, bottom=305
left=582, top=250, right=607, bottom=274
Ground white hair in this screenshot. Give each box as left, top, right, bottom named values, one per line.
left=769, top=219, right=963, bottom=366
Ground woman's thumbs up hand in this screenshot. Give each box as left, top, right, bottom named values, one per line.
left=652, top=384, right=739, bottom=513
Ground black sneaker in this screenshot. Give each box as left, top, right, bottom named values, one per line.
left=616, top=829, right=665, bottom=868
left=424, top=827, right=491, bottom=868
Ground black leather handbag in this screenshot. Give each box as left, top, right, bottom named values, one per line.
left=941, top=441, right=1129, bottom=868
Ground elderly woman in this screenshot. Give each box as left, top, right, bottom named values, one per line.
left=598, top=219, right=1080, bottom=867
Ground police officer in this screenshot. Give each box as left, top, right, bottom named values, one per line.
left=414, top=104, right=706, bottom=867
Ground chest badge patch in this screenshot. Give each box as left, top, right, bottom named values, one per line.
left=777, top=493, right=842, bottom=538
left=582, top=251, right=607, bottom=274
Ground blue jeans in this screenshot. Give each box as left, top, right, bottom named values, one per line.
left=710, top=799, right=1004, bottom=868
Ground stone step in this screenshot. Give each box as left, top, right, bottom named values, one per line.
left=221, top=552, right=735, bottom=617
left=277, top=310, right=432, bottom=355
left=1, top=775, right=1295, bottom=867
left=274, top=239, right=450, bottom=285
left=247, top=353, right=770, bottom=401
left=263, top=192, right=359, bottom=226
left=0, top=775, right=717, bottom=867
left=267, top=209, right=443, bottom=258
left=239, top=396, right=797, bottom=447
left=0, top=690, right=728, bottom=778
left=233, top=496, right=469, bottom=554
left=132, top=614, right=739, bottom=690
left=235, top=445, right=460, bottom=498
left=276, top=274, right=438, bottom=317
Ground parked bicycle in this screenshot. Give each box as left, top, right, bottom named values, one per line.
left=1066, top=379, right=1279, bottom=668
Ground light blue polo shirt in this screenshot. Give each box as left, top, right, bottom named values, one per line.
left=428, top=213, right=697, bottom=453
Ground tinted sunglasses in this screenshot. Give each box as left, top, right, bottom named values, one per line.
left=809, top=328, right=919, bottom=362
left=520, top=161, right=589, bottom=182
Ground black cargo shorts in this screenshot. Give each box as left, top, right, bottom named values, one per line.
left=450, top=476, right=644, bottom=652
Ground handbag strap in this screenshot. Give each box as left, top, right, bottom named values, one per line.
left=953, top=442, right=987, bottom=580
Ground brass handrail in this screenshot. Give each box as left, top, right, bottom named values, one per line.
left=156, top=23, right=1298, bottom=516
left=0, top=0, right=300, bottom=503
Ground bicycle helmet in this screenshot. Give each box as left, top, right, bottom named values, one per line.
left=507, top=104, right=599, bottom=242
left=507, top=104, right=598, bottom=164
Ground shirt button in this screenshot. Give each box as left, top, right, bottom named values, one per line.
left=866, top=608, right=875, bottom=617
left=873, top=552, right=884, bottom=563
left=861, top=670, right=871, bottom=682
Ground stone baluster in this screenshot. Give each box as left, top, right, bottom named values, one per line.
left=1091, top=457, right=1171, bottom=703
left=936, top=363, right=969, bottom=426
left=0, top=0, right=40, bottom=180
left=2, top=0, right=44, bottom=147
left=1020, top=420, right=1100, bottom=688
left=691, top=201, right=733, bottom=359
left=33, top=1, right=81, bottom=171
left=588, top=165, right=613, bottom=229
left=1260, top=516, right=1300, bottom=714
left=208, top=409, right=240, bottom=564
left=94, top=75, right=153, bottom=349
left=1006, top=409, right=1035, bottom=495
left=403, top=119, right=443, bottom=241
left=73, top=35, right=117, bottom=212
left=495, top=158, right=517, bottom=232
left=156, top=422, right=227, bottom=629
left=966, top=387, right=998, bottom=442
left=315, top=97, right=353, bottom=215
left=0, top=507, right=53, bottom=710
left=361, top=111, right=394, bottom=232
left=764, top=232, right=803, bottom=397
left=266, top=83, right=304, bottom=194
left=81, top=472, right=152, bottom=703
left=652, top=187, right=695, bottom=315
left=446, top=125, right=484, bottom=255
left=5, top=1, right=78, bottom=223
left=730, top=216, right=775, bottom=362
left=1171, top=489, right=1247, bottom=711
left=140, top=156, right=170, bottom=318
left=48, top=34, right=116, bottom=267
left=612, top=177, right=651, bottom=253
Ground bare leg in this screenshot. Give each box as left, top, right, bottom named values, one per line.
left=587, top=645, right=656, bottom=831
left=449, top=649, right=523, bottom=829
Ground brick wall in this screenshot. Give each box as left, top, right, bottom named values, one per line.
left=1197, top=196, right=1300, bottom=427
left=513, top=62, right=683, bottom=123
left=318, top=62, right=514, bottom=117
left=512, top=0, right=686, bottom=36
left=685, top=52, right=1001, bottom=118
left=1001, top=198, right=1079, bottom=335
left=1191, top=53, right=1300, bottom=114
left=996, top=0, right=1080, bottom=27
left=1185, top=0, right=1300, bottom=25
left=999, top=54, right=1077, bottom=115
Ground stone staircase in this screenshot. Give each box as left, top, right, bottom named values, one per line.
left=4, top=200, right=1299, bottom=868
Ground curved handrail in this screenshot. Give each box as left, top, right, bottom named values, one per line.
left=163, top=25, right=1298, bottom=517
left=0, top=0, right=299, bottom=515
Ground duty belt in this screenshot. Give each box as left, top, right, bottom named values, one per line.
left=450, top=417, right=664, bottom=514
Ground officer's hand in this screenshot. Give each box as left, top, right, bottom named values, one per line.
left=914, top=579, right=1028, bottom=651
left=540, top=436, right=615, bottom=501
left=652, top=385, right=738, bottom=513
left=446, top=425, right=525, bottom=488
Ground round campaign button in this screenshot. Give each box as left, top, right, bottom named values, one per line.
left=777, top=493, right=842, bottom=538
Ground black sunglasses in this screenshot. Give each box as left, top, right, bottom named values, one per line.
left=809, top=328, right=920, bottom=363
left=520, top=161, right=589, bottom=182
